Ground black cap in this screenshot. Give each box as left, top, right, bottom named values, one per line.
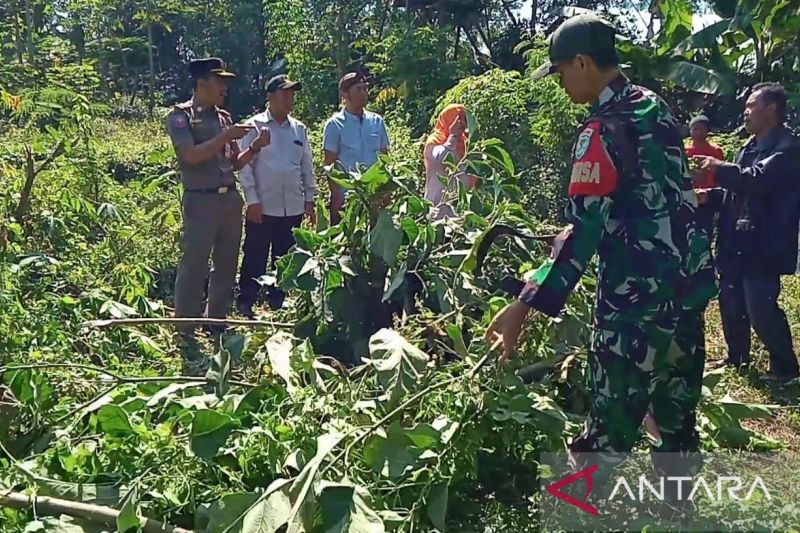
left=532, top=13, right=617, bottom=80
left=266, top=74, right=302, bottom=93
left=189, top=57, right=236, bottom=79
left=339, top=72, right=366, bottom=94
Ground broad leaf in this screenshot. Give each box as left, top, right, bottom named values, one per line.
left=116, top=485, right=140, bottom=533
left=319, top=482, right=386, bottom=533
left=445, top=324, right=468, bottom=359
left=241, top=482, right=293, bottom=533
left=267, top=331, right=295, bottom=392
left=33, top=476, right=122, bottom=506
left=368, top=329, right=430, bottom=406
left=97, top=405, right=134, bottom=437
left=285, top=432, right=345, bottom=533
left=717, top=395, right=773, bottom=422
left=293, top=228, right=324, bottom=253
left=196, top=492, right=259, bottom=532
left=382, top=263, right=407, bottom=303
left=191, top=410, right=236, bottom=460
left=673, top=18, right=732, bottom=53
left=661, top=60, right=734, bottom=94
left=657, top=0, right=693, bottom=51
left=485, top=143, right=514, bottom=175
left=368, top=211, right=403, bottom=267
left=427, top=482, right=448, bottom=531
left=363, top=422, right=419, bottom=478
left=207, top=335, right=243, bottom=399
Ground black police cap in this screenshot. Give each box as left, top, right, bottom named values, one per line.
left=189, top=57, right=236, bottom=79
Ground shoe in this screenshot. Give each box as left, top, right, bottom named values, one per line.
left=266, top=290, right=285, bottom=311
left=707, top=358, right=750, bottom=371
left=237, top=302, right=254, bottom=319
left=759, top=372, right=799, bottom=384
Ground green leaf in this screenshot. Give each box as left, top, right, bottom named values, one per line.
left=100, top=299, right=137, bottom=319
left=717, top=395, right=773, bottom=422
left=97, top=405, right=134, bottom=437
left=465, top=109, right=480, bottom=145
left=277, top=252, right=312, bottom=288
left=445, top=324, right=468, bottom=359
left=33, top=476, right=122, bottom=506
left=368, top=329, right=429, bottom=406
left=116, top=485, right=140, bottom=533
left=239, top=480, right=293, bottom=533
left=207, top=335, right=242, bottom=399
left=673, top=18, right=732, bottom=53
left=661, top=60, right=734, bottom=95
left=702, top=368, right=725, bottom=391
left=319, top=482, right=386, bottom=533
left=363, top=423, right=418, bottom=478
left=293, top=228, right=324, bottom=253
left=191, top=410, right=236, bottom=460
left=368, top=211, right=403, bottom=267
left=267, top=331, right=295, bottom=392
left=485, top=143, right=514, bottom=175
left=196, top=492, right=259, bottom=533
left=382, top=263, right=407, bottom=303
left=360, top=161, right=391, bottom=194
left=405, top=423, right=442, bottom=450
left=657, top=0, right=693, bottom=50
left=427, top=482, right=448, bottom=531
left=285, top=432, right=346, bottom=533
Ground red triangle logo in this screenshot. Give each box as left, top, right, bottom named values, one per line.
left=545, top=463, right=600, bottom=516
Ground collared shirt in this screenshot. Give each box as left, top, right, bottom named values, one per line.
left=165, top=99, right=238, bottom=189
left=322, top=109, right=390, bottom=173
left=238, top=109, right=316, bottom=217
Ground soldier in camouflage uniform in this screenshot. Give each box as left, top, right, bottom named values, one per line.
left=486, top=14, right=717, bottom=485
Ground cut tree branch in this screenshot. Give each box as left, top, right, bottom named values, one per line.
left=0, top=362, right=257, bottom=389
left=15, top=139, right=66, bottom=221
left=0, top=490, right=192, bottom=533
left=82, top=317, right=294, bottom=329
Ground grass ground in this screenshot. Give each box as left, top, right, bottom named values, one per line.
left=704, top=276, right=800, bottom=451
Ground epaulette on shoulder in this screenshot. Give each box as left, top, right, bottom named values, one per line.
left=216, top=107, right=231, bottom=117
left=175, top=100, right=192, bottom=110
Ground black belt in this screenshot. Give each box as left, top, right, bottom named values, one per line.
left=185, top=185, right=235, bottom=194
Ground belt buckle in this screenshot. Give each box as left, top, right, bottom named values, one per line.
left=218, top=186, right=229, bottom=194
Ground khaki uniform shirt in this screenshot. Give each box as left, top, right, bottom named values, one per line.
left=165, top=99, right=238, bottom=189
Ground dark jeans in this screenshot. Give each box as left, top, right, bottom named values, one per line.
left=719, top=275, right=800, bottom=377
left=237, top=214, right=303, bottom=307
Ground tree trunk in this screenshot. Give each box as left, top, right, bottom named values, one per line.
left=25, top=0, right=34, bottom=64
left=376, top=0, right=391, bottom=40
left=13, top=1, right=24, bottom=64
left=147, top=23, right=156, bottom=116
left=530, top=0, right=537, bottom=33
left=453, top=25, right=460, bottom=61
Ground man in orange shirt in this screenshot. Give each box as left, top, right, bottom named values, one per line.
left=686, top=115, right=724, bottom=236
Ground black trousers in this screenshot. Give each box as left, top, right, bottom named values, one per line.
left=237, top=214, right=303, bottom=307
left=719, top=274, right=800, bottom=377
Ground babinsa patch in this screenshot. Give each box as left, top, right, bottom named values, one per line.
left=568, top=121, right=618, bottom=197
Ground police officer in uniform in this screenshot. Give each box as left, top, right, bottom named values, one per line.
left=165, top=58, right=269, bottom=351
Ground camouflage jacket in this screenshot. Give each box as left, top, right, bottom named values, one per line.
left=520, top=75, right=717, bottom=325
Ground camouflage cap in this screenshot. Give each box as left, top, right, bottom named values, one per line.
left=532, top=13, right=618, bottom=80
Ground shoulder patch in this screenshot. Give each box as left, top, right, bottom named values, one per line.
left=568, top=121, right=618, bottom=197
left=170, top=112, right=188, bottom=129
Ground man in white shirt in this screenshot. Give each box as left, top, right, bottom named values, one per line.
left=237, top=74, right=316, bottom=316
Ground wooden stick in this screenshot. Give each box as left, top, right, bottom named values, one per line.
left=82, top=317, right=294, bottom=329
left=0, top=490, right=192, bottom=533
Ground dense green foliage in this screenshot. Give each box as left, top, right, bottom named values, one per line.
left=3, top=0, right=800, bottom=531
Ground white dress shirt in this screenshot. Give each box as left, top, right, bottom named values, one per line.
left=238, top=109, right=316, bottom=217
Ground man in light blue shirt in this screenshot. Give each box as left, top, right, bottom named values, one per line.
left=322, top=72, right=390, bottom=224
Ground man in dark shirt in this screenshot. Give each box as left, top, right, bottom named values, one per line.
left=695, top=82, right=800, bottom=383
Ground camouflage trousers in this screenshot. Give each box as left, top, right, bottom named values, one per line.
left=570, top=309, right=706, bottom=483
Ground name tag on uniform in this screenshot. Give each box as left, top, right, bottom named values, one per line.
left=293, top=140, right=304, bottom=147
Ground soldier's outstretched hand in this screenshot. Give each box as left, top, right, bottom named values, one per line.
left=485, top=300, right=530, bottom=364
